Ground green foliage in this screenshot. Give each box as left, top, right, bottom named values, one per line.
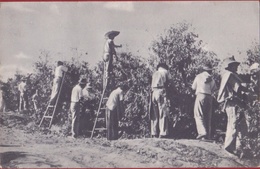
left=149, top=22, right=221, bottom=138
left=240, top=42, right=260, bottom=158
left=1, top=21, right=259, bottom=158
left=92, top=52, right=152, bottom=137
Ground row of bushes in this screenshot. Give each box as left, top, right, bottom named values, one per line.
left=0, top=22, right=259, bottom=158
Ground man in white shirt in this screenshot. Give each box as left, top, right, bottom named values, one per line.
left=18, top=77, right=28, bottom=112
left=103, top=31, right=122, bottom=89
left=32, top=89, right=40, bottom=112
left=81, top=83, right=96, bottom=134
left=150, top=63, right=171, bottom=138
left=70, top=77, right=87, bottom=138
left=192, top=63, right=217, bottom=140
left=49, top=61, right=68, bottom=105
left=106, top=83, right=128, bottom=140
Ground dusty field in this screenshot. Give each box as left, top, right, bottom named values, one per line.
left=0, top=111, right=259, bottom=168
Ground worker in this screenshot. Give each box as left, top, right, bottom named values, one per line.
left=32, top=89, right=40, bottom=112
left=106, top=82, right=128, bottom=140
left=49, top=61, right=68, bottom=105
left=81, top=83, right=96, bottom=135
left=18, top=77, right=28, bottom=112
left=103, top=30, right=122, bottom=89
left=192, top=63, right=217, bottom=140
left=70, top=77, right=87, bottom=138
left=150, top=63, right=171, bottom=138
left=217, top=56, right=250, bottom=158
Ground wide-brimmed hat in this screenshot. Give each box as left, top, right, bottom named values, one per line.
left=85, top=83, right=93, bottom=89
left=21, top=77, right=27, bottom=81
left=202, top=63, right=213, bottom=71
left=78, top=77, right=87, bottom=84
left=57, top=61, right=64, bottom=66
left=105, top=31, right=120, bottom=39
left=223, top=56, right=240, bottom=69
left=157, top=62, right=169, bottom=70
left=250, top=63, right=260, bottom=72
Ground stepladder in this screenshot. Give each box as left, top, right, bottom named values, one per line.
left=39, top=73, right=66, bottom=128
left=90, top=84, right=108, bottom=138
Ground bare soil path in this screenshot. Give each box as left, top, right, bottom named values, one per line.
left=0, top=111, right=259, bottom=168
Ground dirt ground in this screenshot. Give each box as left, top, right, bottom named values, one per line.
left=0, top=111, right=259, bottom=168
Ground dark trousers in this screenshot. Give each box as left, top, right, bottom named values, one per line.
left=106, top=108, right=118, bottom=140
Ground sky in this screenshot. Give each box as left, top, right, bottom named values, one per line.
left=0, top=1, right=259, bottom=81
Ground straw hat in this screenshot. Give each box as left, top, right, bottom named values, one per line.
left=157, top=62, right=169, bottom=70
left=223, top=56, right=240, bottom=69
left=78, top=77, right=87, bottom=84
left=105, top=31, right=120, bottom=39
left=202, top=63, right=213, bottom=71
left=249, top=63, right=260, bottom=72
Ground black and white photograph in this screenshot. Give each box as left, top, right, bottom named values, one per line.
left=0, top=1, right=259, bottom=168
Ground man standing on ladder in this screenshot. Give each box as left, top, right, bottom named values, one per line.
left=49, top=61, right=68, bottom=106
left=103, top=30, right=122, bottom=90
left=106, top=82, right=128, bottom=140
left=70, top=76, right=87, bottom=138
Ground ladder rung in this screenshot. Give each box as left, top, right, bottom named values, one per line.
left=43, top=116, right=53, bottom=118
left=100, top=108, right=106, bottom=110
left=95, top=128, right=107, bottom=131
left=97, top=117, right=105, bottom=120
left=48, top=105, right=55, bottom=107
left=103, top=97, right=108, bottom=100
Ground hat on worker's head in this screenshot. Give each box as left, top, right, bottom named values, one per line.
left=249, top=63, right=260, bottom=73
left=118, top=81, right=128, bottom=91
left=85, top=83, right=93, bottom=89
left=223, top=55, right=240, bottom=69
left=105, top=31, right=120, bottom=39
left=57, top=61, right=64, bottom=66
left=78, top=77, right=87, bottom=84
left=156, top=62, right=169, bottom=70
left=21, top=77, right=27, bottom=81
left=202, top=63, right=213, bottom=71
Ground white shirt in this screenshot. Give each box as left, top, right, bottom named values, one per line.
left=54, top=65, right=68, bottom=78
left=82, top=88, right=95, bottom=100
left=106, top=87, right=124, bottom=111
left=192, top=71, right=217, bottom=95
left=151, top=67, right=170, bottom=88
left=71, top=84, right=83, bottom=102
left=18, top=82, right=27, bottom=93
left=103, top=39, right=116, bottom=55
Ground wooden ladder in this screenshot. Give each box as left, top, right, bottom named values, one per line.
left=39, top=73, right=66, bottom=129
left=90, top=83, right=108, bottom=138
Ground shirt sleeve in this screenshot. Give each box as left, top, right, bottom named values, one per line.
left=78, top=88, right=83, bottom=101
left=119, top=92, right=124, bottom=101
left=227, top=74, right=241, bottom=93
left=192, top=77, right=197, bottom=90
left=109, top=40, right=116, bottom=54
left=61, top=66, right=68, bottom=72
left=211, top=79, right=217, bottom=91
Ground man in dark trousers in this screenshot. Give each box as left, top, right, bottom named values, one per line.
left=105, top=83, right=128, bottom=140
left=70, top=77, right=87, bottom=138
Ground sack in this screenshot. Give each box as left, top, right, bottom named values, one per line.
left=103, top=53, right=110, bottom=62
